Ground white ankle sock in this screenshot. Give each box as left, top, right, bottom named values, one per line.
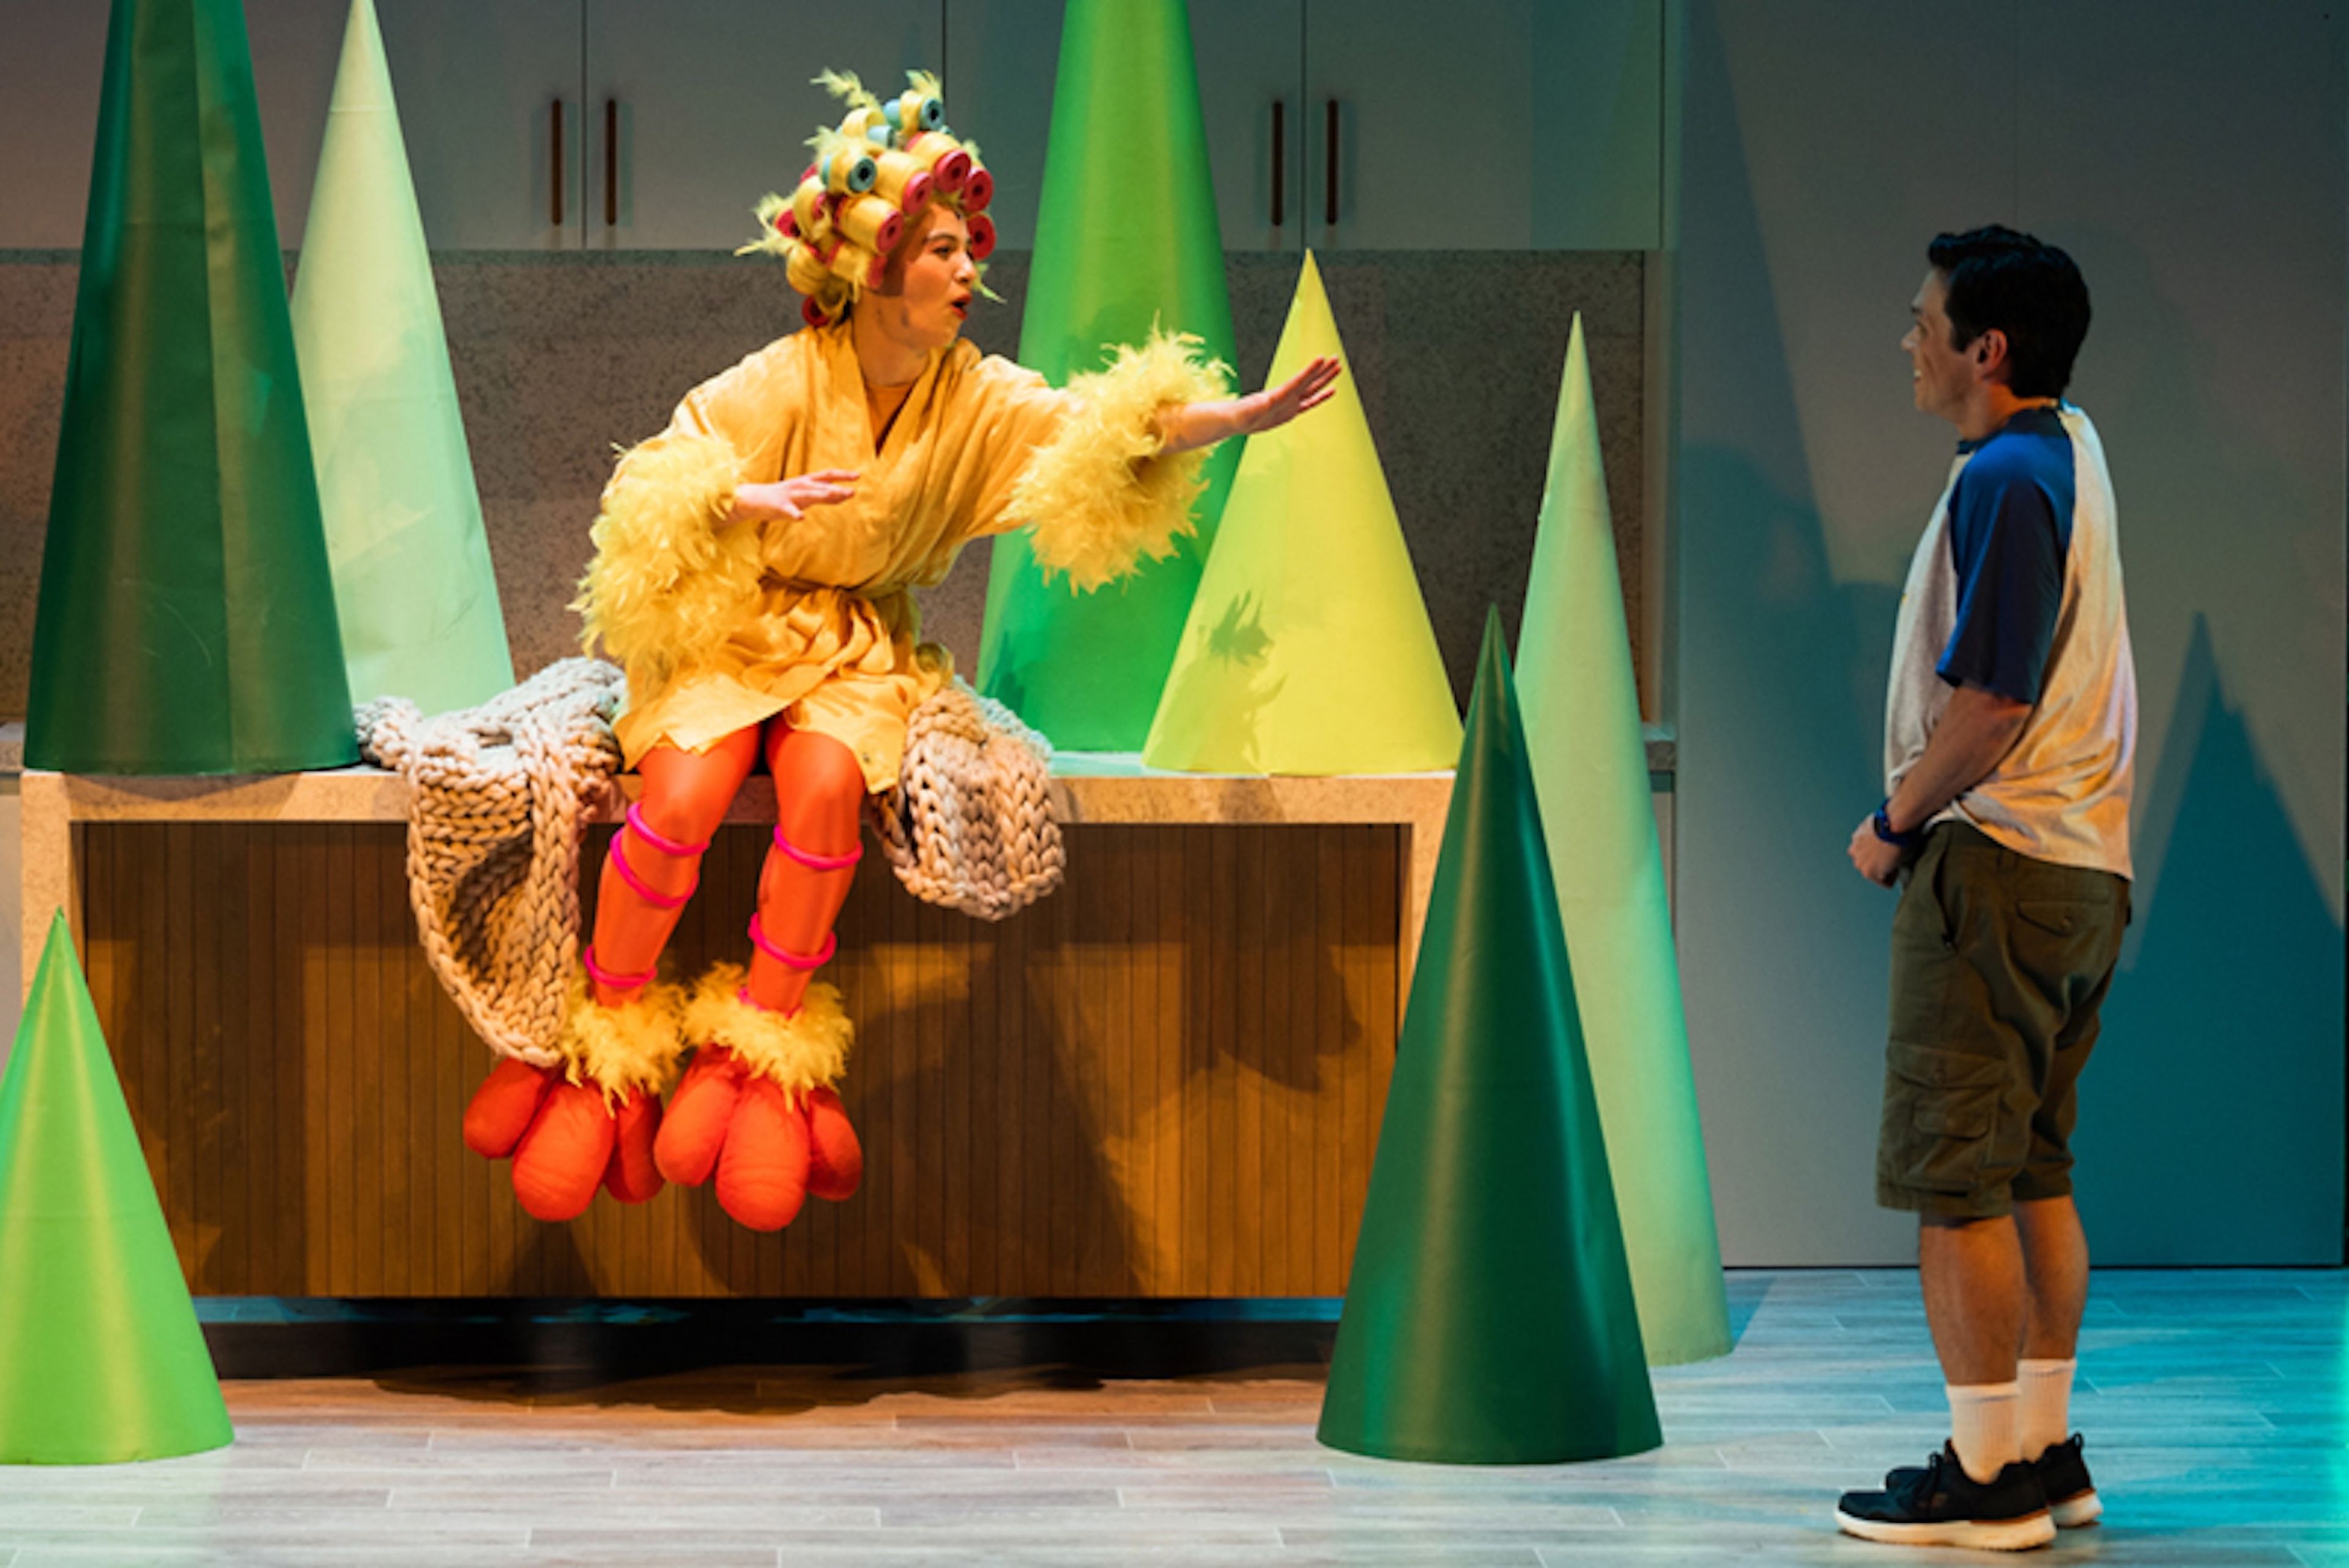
left=1947, top=1381, right=2022, bottom=1484
left=2017, top=1358, right=2077, bottom=1458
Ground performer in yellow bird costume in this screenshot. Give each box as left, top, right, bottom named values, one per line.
left=461, top=70, right=1340, bottom=1229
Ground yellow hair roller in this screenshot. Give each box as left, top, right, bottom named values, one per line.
left=836, top=193, right=905, bottom=255
left=883, top=87, right=945, bottom=136
left=870, top=150, right=935, bottom=214
left=793, top=179, right=837, bottom=240
left=903, top=131, right=971, bottom=193
left=785, top=242, right=833, bottom=300
left=819, top=143, right=878, bottom=196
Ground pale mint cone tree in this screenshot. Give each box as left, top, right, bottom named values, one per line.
left=1515, top=315, right=1731, bottom=1365
left=291, top=0, right=513, bottom=716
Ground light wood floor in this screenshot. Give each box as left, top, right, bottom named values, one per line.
left=1, top=1269, right=2343, bottom=1566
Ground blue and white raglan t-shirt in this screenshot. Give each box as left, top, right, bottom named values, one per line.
left=1883, top=404, right=2137, bottom=878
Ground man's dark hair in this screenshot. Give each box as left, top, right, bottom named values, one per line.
left=1926, top=226, right=2091, bottom=399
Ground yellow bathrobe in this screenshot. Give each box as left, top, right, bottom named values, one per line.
left=576, top=321, right=1228, bottom=790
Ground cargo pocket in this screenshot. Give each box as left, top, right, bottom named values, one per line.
left=1877, top=1041, right=2007, bottom=1197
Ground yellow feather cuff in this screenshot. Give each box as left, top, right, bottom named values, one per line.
left=1011, top=328, right=1233, bottom=592
left=683, top=965, right=854, bottom=1098
left=558, top=975, right=687, bottom=1103
left=573, top=432, right=762, bottom=689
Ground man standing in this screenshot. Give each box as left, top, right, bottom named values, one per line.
left=1833, top=226, right=2136, bottom=1552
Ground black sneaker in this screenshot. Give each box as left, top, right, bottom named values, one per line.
left=1834, top=1443, right=2056, bottom=1550
left=2033, top=1433, right=2101, bottom=1526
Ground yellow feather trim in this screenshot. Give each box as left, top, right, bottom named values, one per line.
left=1011, top=328, right=1233, bottom=592
left=682, top=965, right=853, bottom=1099
left=572, top=431, right=762, bottom=690
left=815, top=68, right=880, bottom=116
left=558, top=973, right=687, bottom=1104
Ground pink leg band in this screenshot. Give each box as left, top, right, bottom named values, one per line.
left=772, top=826, right=863, bottom=871
left=737, top=984, right=801, bottom=1019
left=748, top=914, right=837, bottom=972
left=582, top=945, right=656, bottom=992
left=626, top=801, right=711, bottom=858
left=607, top=833, right=694, bottom=910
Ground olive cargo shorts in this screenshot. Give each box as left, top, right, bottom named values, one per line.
left=1877, top=823, right=2131, bottom=1219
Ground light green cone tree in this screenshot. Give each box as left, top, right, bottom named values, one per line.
left=292, top=0, right=513, bottom=715
left=975, top=0, right=1241, bottom=749
left=1318, top=611, right=1659, bottom=1464
left=1142, top=254, right=1460, bottom=773
left=1516, top=316, right=1729, bottom=1365
left=0, top=915, right=232, bottom=1463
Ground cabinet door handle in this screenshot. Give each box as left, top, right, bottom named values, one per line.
left=1271, top=98, right=1285, bottom=227
left=1324, top=98, right=1338, bottom=227
left=604, top=98, right=618, bottom=228
left=550, top=98, right=564, bottom=227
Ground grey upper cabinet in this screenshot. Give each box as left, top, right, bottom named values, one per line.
left=939, top=0, right=1059, bottom=255
left=1190, top=0, right=1307, bottom=253
left=0, top=2, right=111, bottom=248
left=587, top=0, right=943, bottom=251
left=1306, top=0, right=1664, bottom=251
left=0, top=0, right=340, bottom=250
left=374, top=0, right=585, bottom=250
left=243, top=0, right=345, bottom=247
left=4, top=0, right=1661, bottom=255
left=943, top=0, right=1302, bottom=255
left=942, top=0, right=1662, bottom=256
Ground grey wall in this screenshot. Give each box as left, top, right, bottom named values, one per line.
left=1674, top=0, right=2347, bottom=1263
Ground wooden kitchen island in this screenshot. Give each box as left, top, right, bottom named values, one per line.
left=18, top=759, right=1450, bottom=1300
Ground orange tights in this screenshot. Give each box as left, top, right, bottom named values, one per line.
left=590, top=719, right=866, bottom=1007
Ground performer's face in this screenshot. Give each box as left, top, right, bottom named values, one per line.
left=1903, top=269, right=1976, bottom=424
left=868, top=204, right=977, bottom=351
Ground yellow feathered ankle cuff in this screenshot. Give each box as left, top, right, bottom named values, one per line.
left=1011, top=328, right=1233, bottom=592
left=683, top=964, right=853, bottom=1099
left=558, top=972, right=688, bottom=1104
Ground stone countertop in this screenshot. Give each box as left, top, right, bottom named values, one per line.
left=0, top=723, right=1674, bottom=781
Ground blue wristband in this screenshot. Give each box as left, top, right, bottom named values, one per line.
left=1871, top=800, right=1923, bottom=849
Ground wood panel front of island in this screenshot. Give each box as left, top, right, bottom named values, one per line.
left=21, top=765, right=1450, bottom=1298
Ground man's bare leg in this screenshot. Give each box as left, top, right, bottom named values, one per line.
left=2014, top=1195, right=2088, bottom=1360
left=1919, top=1214, right=2027, bottom=1483
left=1920, top=1214, right=2027, bottom=1383
left=2014, top=1195, right=2090, bottom=1477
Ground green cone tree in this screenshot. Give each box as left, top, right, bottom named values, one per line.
left=0, top=915, right=232, bottom=1462
left=974, top=0, right=1239, bottom=749
left=28, top=0, right=355, bottom=774
left=1517, top=316, right=1729, bottom=1365
left=292, top=0, right=514, bottom=716
left=1318, top=610, right=1660, bottom=1465
left=1142, top=254, right=1460, bottom=774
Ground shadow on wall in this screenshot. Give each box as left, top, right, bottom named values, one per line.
left=1675, top=440, right=1906, bottom=1264
left=2077, top=614, right=2346, bottom=1263
left=1672, top=0, right=1917, bottom=1266
left=2051, top=228, right=2347, bottom=934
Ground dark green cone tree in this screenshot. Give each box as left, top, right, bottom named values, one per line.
left=27, top=0, right=356, bottom=774
left=974, top=0, right=1240, bottom=749
left=1318, top=608, right=1661, bottom=1465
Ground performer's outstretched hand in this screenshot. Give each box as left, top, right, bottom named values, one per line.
left=1155, top=356, right=1344, bottom=455
left=1241, top=355, right=1344, bottom=434
left=732, top=469, right=859, bottom=523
